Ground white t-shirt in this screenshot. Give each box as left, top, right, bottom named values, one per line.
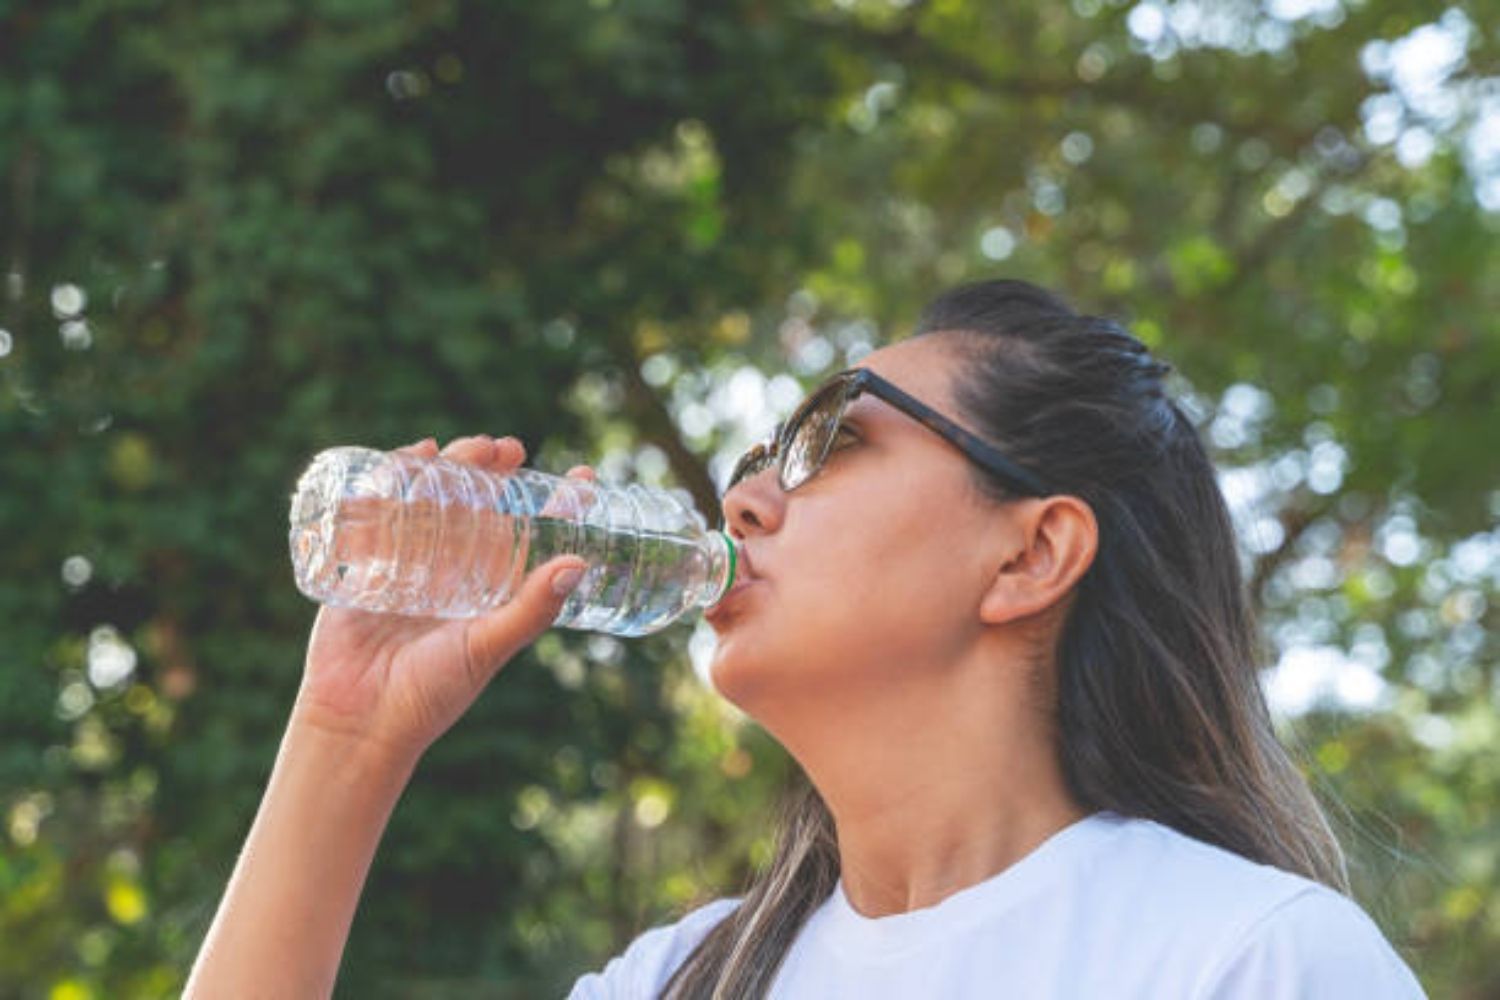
left=568, top=811, right=1425, bottom=999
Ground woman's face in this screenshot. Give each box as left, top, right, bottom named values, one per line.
left=708, top=336, right=1011, bottom=723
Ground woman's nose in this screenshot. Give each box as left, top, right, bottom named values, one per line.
left=719, top=472, right=783, bottom=538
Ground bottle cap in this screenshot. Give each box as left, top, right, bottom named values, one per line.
left=710, top=529, right=737, bottom=605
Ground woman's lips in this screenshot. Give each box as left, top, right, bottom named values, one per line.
left=705, top=576, right=760, bottom=627
left=704, top=540, right=761, bottom=627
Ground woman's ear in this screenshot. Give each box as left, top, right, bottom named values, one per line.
left=979, top=495, right=1098, bottom=626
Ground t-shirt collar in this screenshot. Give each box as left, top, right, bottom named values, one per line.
left=814, top=810, right=1123, bottom=959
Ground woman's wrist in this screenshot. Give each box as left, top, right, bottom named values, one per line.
left=286, top=691, right=428, bottom=778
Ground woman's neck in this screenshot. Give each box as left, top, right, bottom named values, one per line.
left=784, top=657, right=1086, bottom=918
left=830, top=771, right=1086, bottom=917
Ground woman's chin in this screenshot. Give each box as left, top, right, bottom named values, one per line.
left=707, top=638, right=775, bottom=709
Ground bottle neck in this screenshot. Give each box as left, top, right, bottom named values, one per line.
left=698, top=530, right=737, bottom=608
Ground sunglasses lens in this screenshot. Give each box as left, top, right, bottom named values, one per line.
left=781, top=381, right=847, bottom=491
left=728, top=443, right=775, bottom=491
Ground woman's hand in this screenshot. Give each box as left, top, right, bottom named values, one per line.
left=186, top=434, right=595, bottom=998
left=292, top=434, right=595, bottom=764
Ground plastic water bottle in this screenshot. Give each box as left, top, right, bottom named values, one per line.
left=288, top=446, right=737, bottom=636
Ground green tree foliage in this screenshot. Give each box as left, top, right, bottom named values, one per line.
left=2, top=0, right=1496, bottom=996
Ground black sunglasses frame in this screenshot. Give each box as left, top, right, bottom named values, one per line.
left=727, top=368, right=1049, bottom=497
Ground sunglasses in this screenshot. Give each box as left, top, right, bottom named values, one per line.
left=726, top=368, right=1049, bottom=497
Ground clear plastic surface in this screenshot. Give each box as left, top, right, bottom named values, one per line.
left=288, top=447, right=734, bottom=636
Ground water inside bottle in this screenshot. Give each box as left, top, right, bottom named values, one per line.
left=290, top=449, right=725, bottom=634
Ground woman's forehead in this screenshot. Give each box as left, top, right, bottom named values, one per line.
left=848, top=338, right=961, bottom=420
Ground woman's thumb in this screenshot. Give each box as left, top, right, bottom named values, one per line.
left=464, top=558, right=588, bottom=681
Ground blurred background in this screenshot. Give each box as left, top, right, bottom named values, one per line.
left=2, top=0, right=1497, bottom=996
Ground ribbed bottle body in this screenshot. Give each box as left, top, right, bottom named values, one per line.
left=288, top=447, right=734, bottom=636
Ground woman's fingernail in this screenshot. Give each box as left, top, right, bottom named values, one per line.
left=552, top=566, right=585, bottom=596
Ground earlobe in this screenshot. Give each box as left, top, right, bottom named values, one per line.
left=977, top=496, right=1097, bottom=627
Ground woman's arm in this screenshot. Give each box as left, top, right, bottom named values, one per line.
left=184, top=435, right=593, bottom=997
left=183, top=713, right=416, bottom=998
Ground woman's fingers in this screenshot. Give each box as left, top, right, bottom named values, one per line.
left=401, top=435, right=595, bottom=511
left=397, top=437, right=440, bottom=456
left=384, top=437, right=597, bottom=676
left=492, top=436, right=527, bottom=470
left=464, top=555, right=588, bottom=683
left=416, top=435, right=590, bottom=483
left=438, top=435, right=498, bottom=465
left=392, top=434, right=520, bottom=473
left=410, top=434, right=530, bottom=472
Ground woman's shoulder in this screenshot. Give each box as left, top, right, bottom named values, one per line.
left=1081, top=814, right=1424, bottom=996
left=1089, top=812, right=1329, bottom=903
left=567, top=897, right=742, bottom=1000
left=1195, top=887, right=1426, bottom=997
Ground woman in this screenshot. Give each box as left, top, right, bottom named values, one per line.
left=186, top=280, right=1424, bottom=998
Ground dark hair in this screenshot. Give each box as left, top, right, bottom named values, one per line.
left=663, top=279, right=1346, bottom=998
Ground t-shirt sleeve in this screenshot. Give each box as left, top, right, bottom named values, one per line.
left=567, top=897, right=742, bottom=1000
left=1199, top=887, right=1427, bottom=1000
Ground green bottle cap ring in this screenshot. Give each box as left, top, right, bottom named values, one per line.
left=717, top=529, right=737, bottom=601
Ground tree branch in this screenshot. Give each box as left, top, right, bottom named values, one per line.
left=1248, top=496, right=1328, bottom=608
left=607, top=340, right=724, bottom=527
left=1208, top=151, right=1372, bottom=303
left=796, top=11, right=1341, bottom=147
